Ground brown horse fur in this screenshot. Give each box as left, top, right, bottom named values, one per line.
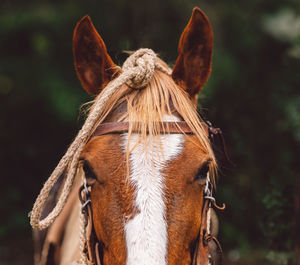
left=79, top=135, right=212, bottom=265
left=172, top=7, right=213, bottom=99
left=73, top=15, right=120, bottom=95
left=39, top=6, right=217, bottom=265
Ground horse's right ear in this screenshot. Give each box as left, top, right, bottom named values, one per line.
left=73, top=15, right=119, bottom=95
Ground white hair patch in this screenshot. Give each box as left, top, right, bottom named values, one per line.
left=122, top=116, right=184, bottom=265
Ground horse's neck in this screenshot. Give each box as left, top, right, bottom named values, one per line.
left=53, top=172, right=82, bottom=265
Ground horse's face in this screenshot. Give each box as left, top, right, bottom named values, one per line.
left=80, top=133, right=212, bottom=265
left=74, top=7, right=214, bottom=265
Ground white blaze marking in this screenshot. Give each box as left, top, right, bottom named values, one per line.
left=123, top=117, right=184, bottom=265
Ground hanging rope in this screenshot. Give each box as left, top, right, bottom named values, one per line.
left=30, top=48, right=170, bottom=264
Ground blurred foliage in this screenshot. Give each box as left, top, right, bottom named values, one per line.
left=0, top=0, right=299, bottom=264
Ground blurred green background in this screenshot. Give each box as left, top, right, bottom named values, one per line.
left=0, top=0, right=299, bottom=264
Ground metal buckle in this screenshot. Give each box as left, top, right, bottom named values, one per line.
left=81, top=198, right=91, bottom=212
left=204, top=173, right=211, bottom=195
left=204, top=174, right=226, bottom=211
left=204, top=195, right=216, bottom=203
left=79, top=178, right=91, bottom=214
left=83, top=178, right=89, bottom=194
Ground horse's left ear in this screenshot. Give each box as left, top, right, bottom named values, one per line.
left=172, top=7, right=213, bottom=98
left=73, top=15, right=119, bottom=95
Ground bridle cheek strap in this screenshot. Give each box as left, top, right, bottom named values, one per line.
left=192, top=177, right=224, bottom=265
left=79, top=181, right=102, bottom=265
left=192, top=198, right=210, bottom=265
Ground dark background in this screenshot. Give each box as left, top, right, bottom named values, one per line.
left=0, top=0, right=299, bottom=264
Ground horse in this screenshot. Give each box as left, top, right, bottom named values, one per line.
left=30, top=6, right=224, bottom=265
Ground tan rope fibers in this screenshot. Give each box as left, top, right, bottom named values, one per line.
left=30, top=49, right=170, bottom=263
left=30, top=48, right=170, bottom=230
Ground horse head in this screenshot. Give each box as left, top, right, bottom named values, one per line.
left=31, top=7, right=222, bottom=265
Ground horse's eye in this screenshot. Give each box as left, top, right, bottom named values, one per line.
left=82, top=163, right=97, bottom=180
left=194, top=163, right=210, bottom=181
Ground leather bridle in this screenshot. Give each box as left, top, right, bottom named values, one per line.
left=78, top=121, right=225, bottom=265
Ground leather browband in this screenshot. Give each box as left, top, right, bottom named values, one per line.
left=91, top=121, right=200, bottom=138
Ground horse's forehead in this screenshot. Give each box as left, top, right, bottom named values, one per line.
left=163, top=135, right=210, bottom=182
left=81, top=135, right=126, bottom=179
left=81, top=134, right=209, bottom=179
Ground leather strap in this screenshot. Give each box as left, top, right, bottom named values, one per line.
left=91, top=121, right=197, bottom=137
left=192, top=183, right=224, bottom=265
left=193, top=199, right=210, bottom=265
left=79, top=182, right=101, bottom=265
